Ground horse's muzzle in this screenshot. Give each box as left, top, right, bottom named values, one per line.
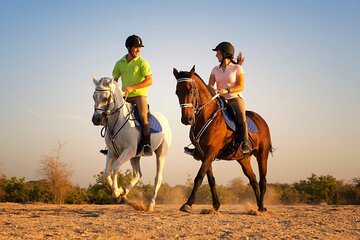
left=92, top=112, right=107, bottom=126
left=181, top=115, right=195, bottom=126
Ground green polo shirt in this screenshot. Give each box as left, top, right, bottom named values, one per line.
left=112, top=55, right=152, bottom=97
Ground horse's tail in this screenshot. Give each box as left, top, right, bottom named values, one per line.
left=269, top=142, right=275, bottom=157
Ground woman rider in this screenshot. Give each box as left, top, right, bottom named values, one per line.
left=209, top=41, right=252, bottom=154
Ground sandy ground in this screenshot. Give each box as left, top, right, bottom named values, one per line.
left=0, top=202, right=359, bottom=240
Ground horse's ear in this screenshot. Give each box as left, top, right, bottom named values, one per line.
left=92, top=76, right=99, bottom=86
left=173, top=68, right=179, bottom=79
left=190, top=65, right=195, bottom=77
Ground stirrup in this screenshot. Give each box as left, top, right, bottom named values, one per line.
left=100, top=149, right=108, bottom=155
left=142, top=144, right=153, bottom=156
left=184, top=147, right=195, bottom=156
left=241, top=142, right=252, bottom=154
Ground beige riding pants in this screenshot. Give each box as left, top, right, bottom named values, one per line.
left=227, top=96, right=246, bottom=123
left=126, top=96, right=149, bottom=125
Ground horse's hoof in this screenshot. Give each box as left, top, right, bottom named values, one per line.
left=115, top=196, right=122, bottom=204
left=180, top=204, right=192, bottom=213
left=148, top=202, right=155, bottom=212
left=115, top=196, right=127, bottom=204
left=258, top=207, right=267, bottom=212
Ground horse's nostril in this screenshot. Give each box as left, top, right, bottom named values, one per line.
left=92, top=115, right=100, bottom=125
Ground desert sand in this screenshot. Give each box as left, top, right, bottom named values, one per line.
left=0, top=202, right=359, bottom=239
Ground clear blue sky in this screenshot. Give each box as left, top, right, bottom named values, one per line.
left=1, top=0, right=359, bottom=187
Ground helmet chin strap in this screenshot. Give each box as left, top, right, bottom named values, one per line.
left=127, top=48, right=136, bottom=61
left=220, top=53, right=231, bottom=67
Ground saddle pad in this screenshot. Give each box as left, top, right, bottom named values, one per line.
left=131, top=107, right=162, bottom=133
left=222, top=108, right=258, bottom=133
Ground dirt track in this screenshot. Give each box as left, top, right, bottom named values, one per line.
left=0, top=203, right=359, bottom=239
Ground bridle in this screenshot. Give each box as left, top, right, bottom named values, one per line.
left=176, top=77, right=199, bottom=113
left=176, top=77, right=220, bottom=115
left=94, top=87, right=126, bottom=116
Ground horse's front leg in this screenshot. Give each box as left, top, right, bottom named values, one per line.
left=103, top=154, right=115, bottom=188
left=111, top=148, right=134, bottom=199
left=180, top=157, right=213, bottom=213
left=121, top=157, right=142, bottom=197
left=206, top=165, right=220, bottom=211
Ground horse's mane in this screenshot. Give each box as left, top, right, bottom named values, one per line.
left=194, top=72, right=216, bottom=96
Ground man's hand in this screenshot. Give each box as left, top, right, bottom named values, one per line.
left=124, top=86, right=135, bottom=93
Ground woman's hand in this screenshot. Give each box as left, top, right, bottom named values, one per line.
left=217, top=89, right=228, bottom=95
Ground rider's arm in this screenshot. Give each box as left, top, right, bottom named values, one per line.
left=230, top=73, right=245, bottom=93
left=208, top=74, right=216, bottom=90
left=124, top=75, right=152, bottom=93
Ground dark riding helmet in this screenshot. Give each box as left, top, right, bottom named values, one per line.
left=212, top=42, right=234, bottom=59
left=125, top=34, right=144, bottom=49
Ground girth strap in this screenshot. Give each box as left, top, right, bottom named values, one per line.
left=191, top=106, right=223, bottom=157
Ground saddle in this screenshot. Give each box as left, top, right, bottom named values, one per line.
left=218, top=98, right=258, bottom=133
left=130, top=104, right=162, bottom=133
left=218, top=98, right=257, bottom=157
left=130, top=104, right=162, bottom=156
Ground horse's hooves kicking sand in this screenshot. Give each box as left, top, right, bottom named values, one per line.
left=180, top=204, right=192, bottom=213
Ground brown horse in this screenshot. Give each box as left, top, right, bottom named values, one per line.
left=173, top=66, right=273, bottom=213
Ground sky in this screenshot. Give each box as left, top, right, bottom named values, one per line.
left=0, top=0, right=359, bottom=187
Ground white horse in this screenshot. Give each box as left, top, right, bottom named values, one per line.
left=92, top=77, right=172, bottom=211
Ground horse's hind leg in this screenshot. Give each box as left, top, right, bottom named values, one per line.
left=257, top=148, right=269, bottom=212
left=237, top=157, right=261, bottom=209
left=207, top=166, right=220, bottom=211
left=148, top=141, right=167, bottom=212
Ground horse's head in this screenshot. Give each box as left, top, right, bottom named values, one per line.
left=92, top=77, right=123, bottom=126
left=173, top=66, right=198, bottom=126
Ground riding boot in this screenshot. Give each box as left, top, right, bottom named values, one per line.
left=240, top=121, right=252, bottom=154
left=184, top=146, right=195, bottom=156
left=142, top=124, right=153, bottom=156
left=100, top=148, right=108, bottom=155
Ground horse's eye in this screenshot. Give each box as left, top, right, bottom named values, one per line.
left=103, top=97, right=108, bottom=101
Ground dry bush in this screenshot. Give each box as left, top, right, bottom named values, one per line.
left=38, top=142, right=73, bottom=204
